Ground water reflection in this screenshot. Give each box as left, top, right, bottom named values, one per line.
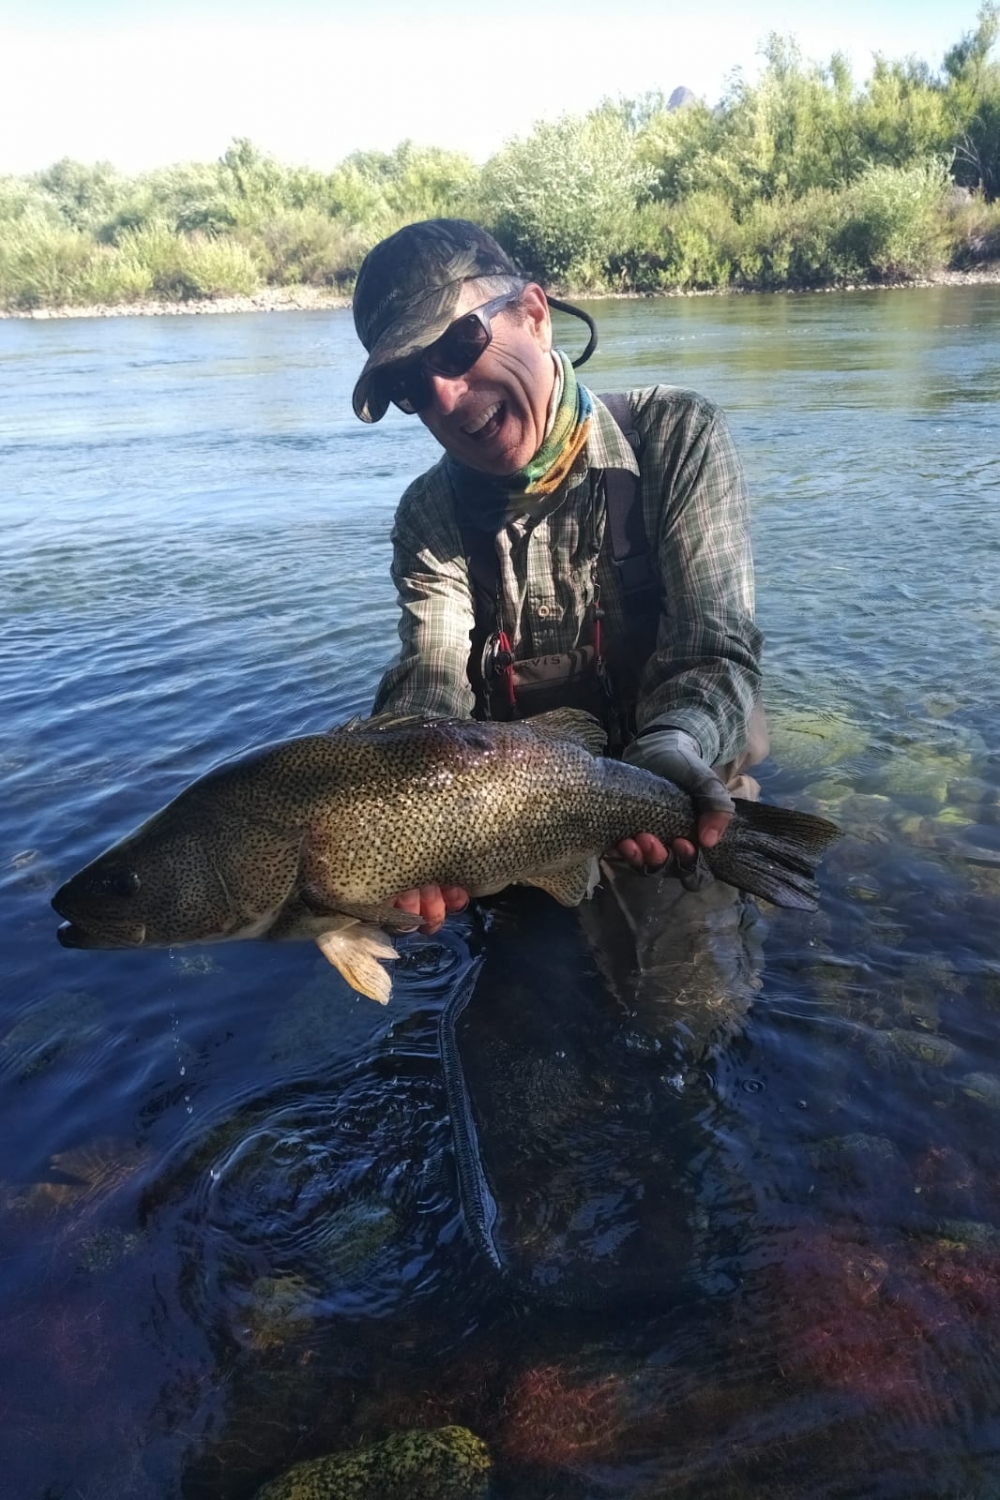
left=1, top=289, right=999, bottom=1497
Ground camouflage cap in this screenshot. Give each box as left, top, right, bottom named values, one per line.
left=351, top=219, right=520, bottom=423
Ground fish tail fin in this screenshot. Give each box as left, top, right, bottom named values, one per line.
left=706, top=799, right=840, bottom=911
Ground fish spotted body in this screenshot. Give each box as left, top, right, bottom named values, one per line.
left=52, top=709, right=838, bottom=1003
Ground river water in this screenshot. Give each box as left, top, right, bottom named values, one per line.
left=2, top=288, right=999, bottom=1498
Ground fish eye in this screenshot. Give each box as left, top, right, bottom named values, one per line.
left=93, top=868, right=141, bottom=900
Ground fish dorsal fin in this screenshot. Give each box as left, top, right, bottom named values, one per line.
left=521, top=857, right=601, bottom=906
left=334, top=711, right=456, bottom=736
left=314, top=919, right=398, bottom=1004
left=526, top=709, right=607, bottom=757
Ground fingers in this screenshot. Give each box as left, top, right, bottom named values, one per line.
left=697, top=810, right=733, bottom=850
left=615, top=817, right=732, bottom=874
left=393, top=883, right=470, bottom=935
left=440, top=885, right=470, bottom=913
left=610, top=833, right=669, bottom=870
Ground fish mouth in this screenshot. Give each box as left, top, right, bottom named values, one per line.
left=56, top=920, right=89, bottom=949
left=54, top=915, right=147, bottom=949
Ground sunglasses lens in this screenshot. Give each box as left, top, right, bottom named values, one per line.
left=386, top=364, right=430, bottom=415
left=425, top=313, right=490, bottom=378
left=383, top=297, right=514, bottom=414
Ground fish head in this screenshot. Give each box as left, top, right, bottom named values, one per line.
left=52, top=804, right=246, bottom=950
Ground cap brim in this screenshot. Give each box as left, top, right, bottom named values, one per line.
left=351, top=282, right=465, bottom=422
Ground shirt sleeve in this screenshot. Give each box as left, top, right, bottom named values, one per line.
left=371, top=472, right=479, bottom=719
left=633, top=390, right=763, bottom=767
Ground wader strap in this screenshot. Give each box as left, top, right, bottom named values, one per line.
left=595, top=392, right=656, bottom=598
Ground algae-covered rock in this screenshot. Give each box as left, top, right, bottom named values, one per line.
left=312, top=1198, right=400, bottom=1279
left=238, top=1274, right=317, bottom=1352
left=959, top=1072, right=1000, bottom=1109
left=869, top=1028, right=961, bottom=1069
left=920, top=1219, right=1000, bottom=1254
left=767, top=708, right=868, bottom=772
left=808, top=1133, right=907, bottom=1201
left=76, top=1225, right=142, bottom=1272
left=0, top=988, right=106, bottom=1080
left=875, top=732, right=983, bottom=806
left=252, top=1425, right=491, bottom=1500
left=5, top=1137, right=147, bottom=1217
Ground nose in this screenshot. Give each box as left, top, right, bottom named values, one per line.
left=425, top=371, right=467, bottom=417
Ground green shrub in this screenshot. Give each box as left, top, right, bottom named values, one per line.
left=0, top=213, right=93, bottom=308
left=603, top=202, right=674, bottom=291
left=658, top=192, right=740, bottom=289
left=944, top=188, right=1000, bottom=261
left=243, top=209, right=370, bottom=287
left=111, top=221, right=260, bottom=299
left=735, top=189, right=856, bottom=288
left=70, top=245, right=155, bottom=305
left=478, top=111, right=657, bottom=284
left=838, top=158, right=950, bottom=278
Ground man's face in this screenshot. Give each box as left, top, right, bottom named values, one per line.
left=416, top=282, right=556, bottom=476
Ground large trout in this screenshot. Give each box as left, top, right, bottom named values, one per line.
left=52, top=709, right=838, bottom=1003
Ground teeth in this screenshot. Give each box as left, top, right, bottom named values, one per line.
left=462, top=402, right=501, bottom=436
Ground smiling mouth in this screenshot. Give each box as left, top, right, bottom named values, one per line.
left=461, top=401, right=504, bottom=440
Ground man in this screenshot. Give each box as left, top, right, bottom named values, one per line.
left=351, top=218, right=767, bottom=936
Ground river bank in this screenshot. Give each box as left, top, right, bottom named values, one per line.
left=3, top=263, right=999, bottom=322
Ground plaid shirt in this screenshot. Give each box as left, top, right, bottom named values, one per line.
left=372, top=384, right=762, bottom=766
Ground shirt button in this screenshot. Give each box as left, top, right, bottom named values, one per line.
left=537, top=604, right=550, bottom=618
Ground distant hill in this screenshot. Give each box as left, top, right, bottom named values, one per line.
left=667, top=86, right=697, bottom=110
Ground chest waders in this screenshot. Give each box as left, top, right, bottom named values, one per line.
left=460, top=394, right=660, bottom=753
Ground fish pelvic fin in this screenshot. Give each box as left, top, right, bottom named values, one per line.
left=521, top=857, right=601, bottom=906
left=525, top=708, right=607, bottom=757
left=706, top=799, right=840, bottom=911
left=315, top=920, right=398, bottom=1004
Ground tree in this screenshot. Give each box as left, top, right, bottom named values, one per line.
left=478, top=111, right=656, bottom=282
left=943, top=4, right=1000, bottom=198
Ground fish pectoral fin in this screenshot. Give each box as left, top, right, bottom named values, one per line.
left=315, top=921, right=398, bottom=1005
left=375, top=906, right=425, bottom=935
left=520, top=857, right=601, bottom=907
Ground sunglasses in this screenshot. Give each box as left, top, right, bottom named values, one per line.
left=385, top=291, right=523, bottom=415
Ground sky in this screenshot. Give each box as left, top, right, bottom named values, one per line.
left=0, top=0, right=983, bottom=177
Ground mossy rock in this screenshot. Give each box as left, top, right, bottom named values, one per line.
left=876, top=1028, right=961, bottom=1068
left=312, top=1198, right=400, bottom=1278
left=0, top=988, right=106, bottom=1079
left=239, top=1274, right=317, bottom=1351
left=252, top=1425, right=491, bottom=1500
left=876, top=739, right=981, bottom=805
left=76, top=1225, right=142, bottom=1272
left=959, top=1072, right=1000, bottom=1109
left=5, top=1137, right=147, bottom=1217
left=928, top=1219, right=1000, bottom=1254
left=767, top=708, right=868, bottom=771
left=809, top=1133, right=901, bottom=1171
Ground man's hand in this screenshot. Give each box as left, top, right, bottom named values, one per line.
left=615, top=727, right=735, bottom=870
left=393, top=884, right=469, bottom=935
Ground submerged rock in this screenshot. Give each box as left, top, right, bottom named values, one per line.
left=312, top=1198, right=400, bottom=1279
left=767, top=707, right=868, bottom=771
left=5, top=1137, right=147, bottom=1217
left=868, top=1028, right=961, bottom=1069
left=959, top=1071, right=1000, bottom=1109
left=238, top=1274, right=317, bottom=1352
left=252, top=1425, right=491, bottom=1500
left=0, top=988, right=106, bottom=1080
left=76, top=1225, right=142, bottom=1272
